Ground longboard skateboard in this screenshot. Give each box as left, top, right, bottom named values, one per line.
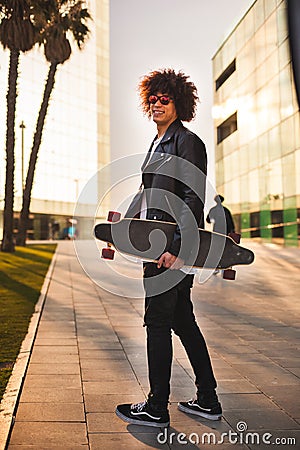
left=94, top=211, right=254, bottom=280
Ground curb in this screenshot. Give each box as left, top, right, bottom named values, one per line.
left=0, top=247, right=57, bottom=450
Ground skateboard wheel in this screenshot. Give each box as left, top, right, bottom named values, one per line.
left=107, top=211, right=121, bottom=222
left=101, top=247, right=115, bottom=259
left=229, top=232, right=241, bottom=244
left=223, top=269, right=236, bottom=280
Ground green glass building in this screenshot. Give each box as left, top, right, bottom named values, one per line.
left=212, top=0, right=299, bottom=246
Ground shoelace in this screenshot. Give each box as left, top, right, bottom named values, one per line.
left=131, top=400, right=147, bottom=412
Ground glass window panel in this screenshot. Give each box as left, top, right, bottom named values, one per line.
left=280, top=115, right=295, bottom=156
left=238, top=39, right=256, bottom=82
left=253, top=0, right=265, bottom=31
left=236, top=20, right=245, bottom=53
left=226, top=178, right=241, bottom=206
left=278, top=39, right=290, bottom=71
left=255, top=61, right=267, bottom=91
left=265, top=12, right=278, bottom=57
left=254, top=26, right=266, bottom=67
left=239, top=145, right=249, bottom=174
left=295, top=149, right=300, bottom=198
left=291, top=77, right=299, bottom=112
left=268, top=126, right=281, bottom=161
left=294, top=113, right=300, bottom=151
left=266, top=76, right=281, bottom=129
left=279, top=66, right=294, bottom=120
left=248, top=140, right=259, bottom=170
left=264, top=47, right=279, bottom=83
left=256, top=76, right=280, bottom=134
left=222, top=38, right=236, bottom=70
left=216, top=159, right=224, bottom=187
left=258, top=132, right=269, bottom=167
left=269, top=159, right=283, bottom=198
left=248, top=169, right=260, bottom=204
left=276, top=1, right=288, bottom=45
left=223, top=155, right=232, bottom=182
left=244, top=7, right=255, bottom=41
left=264, top=0, right=277, bottom=20
left=240, top=174, right=249, bottom=204
left=258, top=166, right=270, bottom=204
left=282, top=153, right=296, bottom=197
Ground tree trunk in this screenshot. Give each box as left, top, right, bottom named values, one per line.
left=17, top=62, right=58, bottom=246
left=1, top=49, right=19, bottom=252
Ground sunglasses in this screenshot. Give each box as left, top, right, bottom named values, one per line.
left=148, top=95, right=173, bottom=105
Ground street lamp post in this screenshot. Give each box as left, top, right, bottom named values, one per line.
left=19, top=121, right=26, bottom=193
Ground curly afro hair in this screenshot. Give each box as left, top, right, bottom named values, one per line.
left=138, top=68, right=199, bottom=122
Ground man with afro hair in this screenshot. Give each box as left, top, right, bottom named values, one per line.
left=116, top=69, right=222, bottom=428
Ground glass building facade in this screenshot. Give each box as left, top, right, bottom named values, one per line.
left=212, top=0, right=299, bottom=246
left=0, top=0, right=110, bottom=240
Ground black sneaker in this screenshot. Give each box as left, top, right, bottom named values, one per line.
left=178, top=392, right=222, bottom=421
left=115, top=400, right=170, bottom=427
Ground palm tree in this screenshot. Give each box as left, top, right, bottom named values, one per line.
left=0, top=0, right=36, bottom=252
left=17, top=0, right=91, bottom=246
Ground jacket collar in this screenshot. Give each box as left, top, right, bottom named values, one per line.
left=160, top=118, right=183, bottom=144
left=141, top=119, right=183, bottom=172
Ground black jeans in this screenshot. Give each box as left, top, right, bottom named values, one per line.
left=143, top=263, right=217, bottom=408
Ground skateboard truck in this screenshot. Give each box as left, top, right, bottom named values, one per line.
left=222, top=232, right=241, bottom=280
left=101, top=211, right=121, bottom=260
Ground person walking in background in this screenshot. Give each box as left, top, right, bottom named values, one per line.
left=115, top=68, right=222, bottom=428
left=206, top=194, right=235, bottom=235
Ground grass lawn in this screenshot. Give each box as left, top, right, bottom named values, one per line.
left=0, top=244, right=56, bottom=401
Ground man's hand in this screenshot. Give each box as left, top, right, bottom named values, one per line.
left=157, top=252, right=184, bottom=270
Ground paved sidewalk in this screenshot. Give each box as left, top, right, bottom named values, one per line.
left=5, top=240, right=300, bottom=449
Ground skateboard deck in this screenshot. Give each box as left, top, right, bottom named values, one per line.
left=94, top=217, right=254, bottom=271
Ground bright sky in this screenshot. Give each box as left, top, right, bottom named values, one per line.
left=110, top=0, right=254, bottom=190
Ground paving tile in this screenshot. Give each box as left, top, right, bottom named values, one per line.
left=271, top=357, right=300, bottom=368
left=219, top=393, right=281, bottom=411
left=29, top=353, right=79, bottom=364
left=84, top=393, right=146, bottom=413
left=288, top=367, right=300, bottom=377
left=79, top=349, right=128, bottom=360
left=9, top=422, right=87, bottom=446
left=31, top=346, right=78, bottom=356
left=22, top=374, right=81, bottom=389
left=259, top=386, right=300, bottom=417
left=19, top=387, right=83, bottom=403
left=79, top=359, right=132, bottom=371
left=89, top=432, right=169, bottom=449
left=77, top=335, right=119, bottom=343
left=41, top=313, right=75, bottom=321
left=216, top=379, right=260, bottom=394
left=37, top=321, right=76, bottom=331
left=261, top=347, right=299, bottom=358
left=83, top=380, right=143, bottom=395
left=78, top=342, right=122, bottom=351
left=224, top=409, right=298, bottom=430
left=26, top=363, right=80, bottom=375
left=33, top=331, right=77, bottom=339
left=34, top=338, right=77, bottom=346
left=87, top=412, right=158, bottom=433
left=81, top=368, right=137, bottom=382
left=15, top=402, right=85, bottom=422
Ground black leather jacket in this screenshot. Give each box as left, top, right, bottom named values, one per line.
left=126, top=118, right=207, bottom=261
